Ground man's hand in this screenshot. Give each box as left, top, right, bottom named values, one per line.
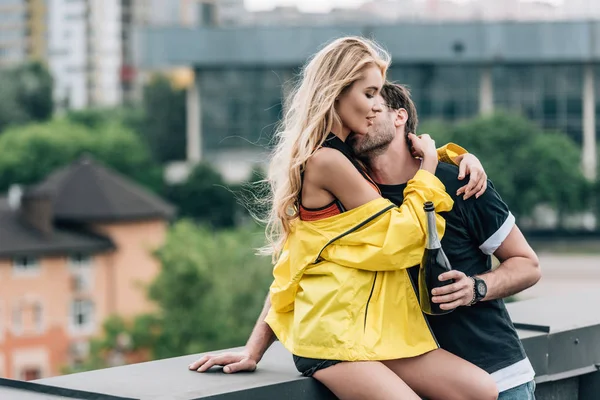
left=455, top=153, right=487, bottom=200
left=188, top=351, right=258, bottom=374
left=431, top=270, right=475, bottom=310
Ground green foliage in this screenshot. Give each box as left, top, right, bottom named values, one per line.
left=140, top=76, right=187, bottom=163
left=145, top=221, right=271, bottom=359
left=0, top=62, right=53, bottom=132
left=62, top=316, right=131, bottom=374
left=163, top=163, right=238, bottom=228
left=66, top=107, right=144, bottom=133
left=64, top=76, right=186, bottom=164
left=423, top=112, right=589, bottom=218
left=0, top=119, right=162, bottom=193
left=64, top=222, right=272, bottom=371
left=13, top=62, right=54, bottom=122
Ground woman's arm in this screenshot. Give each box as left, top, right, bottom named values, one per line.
left=319, top=170, right=453, bottom=272
left=304, top=134, right=439, bottom=211
left=304, top=136, right=451, bottom=272
left=435, top=141, right=488, bottom=199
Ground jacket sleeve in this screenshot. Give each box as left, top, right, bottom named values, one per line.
left=437, top=142, right=468, bottom=165
left=268, top=241, right=297, bottom=313
left=319, top=170, right=454, bottom=272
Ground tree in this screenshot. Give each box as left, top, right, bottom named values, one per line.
left=0, top=119, right=162, bottom=193
left=66, top=107, right=144, bottom=133
left=133, top=221, right=271, bottom=359
left=65, top=76, right=187, bottom=164
left=0, top=62, right=53, bottom=133
left=63, top=315, right=155, bottom=374
left=163, top=163, right=238, bottom=228
left=66, top=221, right=272, bottom=371
left=140, top=76, right=187, bottom=163
left=13, top=62, right=54, bottom=122
left=423, top=112, right=589, bottom=219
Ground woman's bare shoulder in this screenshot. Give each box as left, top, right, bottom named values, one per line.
left=305, top=147, right=352, bottom=177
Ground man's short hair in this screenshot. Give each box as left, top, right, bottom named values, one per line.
left=380, top=83, right=419, bottom=135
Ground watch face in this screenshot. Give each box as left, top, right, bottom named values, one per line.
left=477, top=282, right=487, bottom=296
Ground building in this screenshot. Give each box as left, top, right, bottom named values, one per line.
left=46, top=0, right=123, bottom=109
left=0, top=156, right=174, bottom=380
left=137, top=21, right=598, bottom=183
left=0, top=0, right=47, bottom=68
left=1, top=0, right=219, bottom=108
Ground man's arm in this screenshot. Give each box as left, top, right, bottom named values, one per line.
left=431, top=225, right=540, bottom=309
left=477, top=225, right=541, bottom=301
left=431, top=179, right=541, bottom=310
left=188, top=294, right=276, bottom=373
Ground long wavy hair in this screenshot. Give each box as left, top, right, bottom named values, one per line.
left=261, top=36, right=391, bottom=261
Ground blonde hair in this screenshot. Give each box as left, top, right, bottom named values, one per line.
left=262, top=36, right=391, bottom=261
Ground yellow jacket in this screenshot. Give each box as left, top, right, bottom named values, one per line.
left=265, top=168, right=455, bottom=361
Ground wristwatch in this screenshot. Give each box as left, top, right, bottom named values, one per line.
left=469, top=276, right=487, bottom=306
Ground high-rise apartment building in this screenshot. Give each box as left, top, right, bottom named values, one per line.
left=0, top=0, right=47, bottom=67
left=47, top=0, right=121, bottom=109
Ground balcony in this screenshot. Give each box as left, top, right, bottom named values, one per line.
left=1, top=291, right=599, bottom=399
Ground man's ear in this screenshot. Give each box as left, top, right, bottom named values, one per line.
left=395, top=108, right=408, bottom=128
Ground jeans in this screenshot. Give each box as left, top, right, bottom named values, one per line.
left=498, top=381, right=536, bottom=400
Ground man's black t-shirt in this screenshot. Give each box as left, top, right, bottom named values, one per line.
left=378, top=162, right=527, bottom=374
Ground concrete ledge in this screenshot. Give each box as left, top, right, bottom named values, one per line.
left=1, top=292, right=599, bottom=399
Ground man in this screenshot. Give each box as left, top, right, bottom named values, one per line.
left=189, top=83, right=541, bottom=399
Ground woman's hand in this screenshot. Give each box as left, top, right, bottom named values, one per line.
left=454, top=153, right=487, bottom=200
left=189, top=350, right=258, bottom=373
left=408, top=133, right=438, bottom=174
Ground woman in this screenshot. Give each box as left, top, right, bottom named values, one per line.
left=263, top=36, right=498, bottom=400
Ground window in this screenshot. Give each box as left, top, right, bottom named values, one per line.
left=70, top=299, right=94, bottom=331
left=21, top=367, right=41, bottom=381
left=70, top=254, right=91, bottom=267
left=69, top=254, right=92, bottom=292
left=12, top=301, right=43, bottom=334
left=12, top=256, right=40, bottom=275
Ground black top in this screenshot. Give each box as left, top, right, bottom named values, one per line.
left=378, top=162, right=526, bottom=374
left=321, top=133, right=372, bottom=183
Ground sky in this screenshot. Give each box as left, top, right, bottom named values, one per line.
left=245, top=0, right=563, bottom=13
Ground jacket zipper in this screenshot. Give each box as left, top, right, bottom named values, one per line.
left=313, top=204, right=395, bottom=263
left=364, top=272, right=378, bottom=331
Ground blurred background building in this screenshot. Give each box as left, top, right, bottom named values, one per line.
left=140, top=19, right=599, bottom=184
left=0, top=0, right=47, bottom=67
left=0, top=157, right=174, bottom=379
left=3, top=0, right=600, bottom=110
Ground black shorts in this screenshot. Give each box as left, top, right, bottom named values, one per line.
left=293, top=355, right=342, bottom=377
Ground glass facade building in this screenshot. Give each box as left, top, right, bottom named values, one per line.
left=198, top=64, right=595, bottom=151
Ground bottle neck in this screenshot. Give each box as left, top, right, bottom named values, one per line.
left=426, top=210, right=441, bottom=249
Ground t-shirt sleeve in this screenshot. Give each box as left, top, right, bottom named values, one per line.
left=464, top=180, right=515, bottom=255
